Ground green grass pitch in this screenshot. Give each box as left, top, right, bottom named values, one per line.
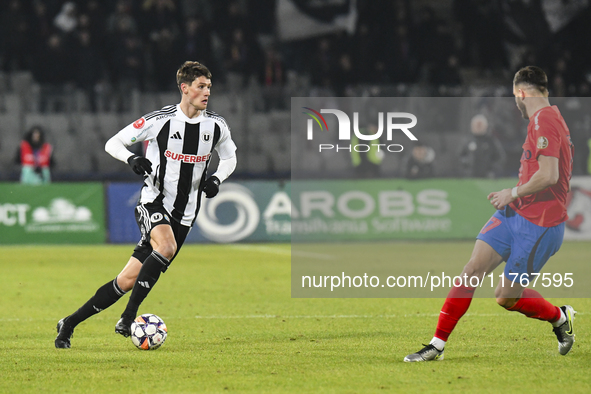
left=2, top=242, right=591, bottom=393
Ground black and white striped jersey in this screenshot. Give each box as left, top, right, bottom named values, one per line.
left=110, top=104, right=237, bottom=226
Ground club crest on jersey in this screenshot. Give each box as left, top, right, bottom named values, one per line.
left=537, top=136, right=549, bottom=149
left=133, top=117, right=145, bottom=129
left=201, top=132, right=212, bottom=143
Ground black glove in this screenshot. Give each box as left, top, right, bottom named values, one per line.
left=127, top=155, right=152, bottom=175
left=203, top=176, right=220, bottom=198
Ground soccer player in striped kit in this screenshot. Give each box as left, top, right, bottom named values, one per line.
left=55, top=61, right=237, bottom=348
left=405, top=66, right=576, bottom=362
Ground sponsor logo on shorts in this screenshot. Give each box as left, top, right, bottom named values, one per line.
left=133, top=118, right=145, bottom=129
left=537, top=136, right=548, bottom=149
left=165, top=149, right=211, bottom=163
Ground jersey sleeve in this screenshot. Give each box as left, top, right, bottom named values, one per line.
left=104, top=114, right=162, bottom=162
left=115, top=115, right=160, bottom=146
left=215, top=122, right=237, bottom=160
left=533, top=111, right=561, bottom=159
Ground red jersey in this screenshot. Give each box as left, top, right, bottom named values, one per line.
left=510, top=105, right=573, bottom=227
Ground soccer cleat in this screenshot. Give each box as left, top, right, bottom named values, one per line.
left=55, top=317, right=74, bottom=349
left=115, top=316, right=134, bottom=337
left=553, top=305, right=576, bottom=355
left=403, top=344, right=444, bottom=362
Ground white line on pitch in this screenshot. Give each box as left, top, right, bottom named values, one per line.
left=192, top=312, right=545, bottom=319
left=229, top=244, right=334, bottom=260
left=2, top=311, right=586, bottom=322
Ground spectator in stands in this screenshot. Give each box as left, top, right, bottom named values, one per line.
left=54, top=2, right=77, bottom=34
left=110, top=33, right=145, bottom=111
left=403, top=143, right=436, bottom=180
left=32, top=33, right=74, bottom=112
left=225, top=27, right=260, bottom=88
left=333, top=53, right=356, bottom=96
left=414, top=7, right=439, bottom=67
left=29, top=1, right=53, bottom=54
left=79, top=1, right=107, bottom=50
left=0, top=0, right=30, bottom=72
left=15, top=126, right=54, bottom=184
left=309, top=37, right=335, bottom=90
left=150, top=25, right=183, bottom=91
left=74, top=30, right=104, bottom=112
left=106, top=0, right=138, bottom=36
left=141, top=0, right=183, bottom=91
left=216, top=0, right=250, bottom=44
left=181, top=17, right=214, bottom=71
left=459, top=114, right=506, bottom=178
left=353, top=24, right=375, bottom=78
left=260, top=45, right=285, bottom=110
left=389, top=24, right=417, bottom=84
left=142, top=0, right=179, bottom=32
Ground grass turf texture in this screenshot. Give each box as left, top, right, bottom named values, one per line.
left=1, top=242, right=590, bottom=393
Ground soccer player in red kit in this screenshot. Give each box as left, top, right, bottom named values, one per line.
left=404, top=66, right=576, bottom=362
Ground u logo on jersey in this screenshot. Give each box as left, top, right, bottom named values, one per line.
left=150, top=213, right=163, bottom=223
left=201, top=132, right=212, bottom=143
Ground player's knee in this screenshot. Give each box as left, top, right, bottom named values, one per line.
left=496, top=297, right=517, bottom=309
left=157, top=241, right=176, bottom=261
left=461, top=259, right=483, bottom=278
left=117, top=275, right=136, bottom=293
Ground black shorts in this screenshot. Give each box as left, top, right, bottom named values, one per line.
left=132, top=202, right=191, bottom=263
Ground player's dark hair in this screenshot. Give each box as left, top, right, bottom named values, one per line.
left=25, top=125, right=46, bottom=148
left=513, top=66, right=548, bottom=93
left=176, top=61, right=212, bottom=90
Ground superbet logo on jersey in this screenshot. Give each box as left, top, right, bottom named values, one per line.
left=165, top=150, right=211, bottom=163
left=302, top=107, right=418, bottom=153
left=133, top=117, right=146, bottom=129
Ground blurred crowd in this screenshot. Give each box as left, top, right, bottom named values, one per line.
left=0, top=0, right=276, bottom=111
left=2, top=0, right=591, bottom=106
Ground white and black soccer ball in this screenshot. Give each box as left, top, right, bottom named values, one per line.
left=130, top=314, right=167, bottom=350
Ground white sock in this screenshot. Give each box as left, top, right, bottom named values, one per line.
left=552, top=308, right=566, bottom=327
left=429, top=337, right=446, bottom=351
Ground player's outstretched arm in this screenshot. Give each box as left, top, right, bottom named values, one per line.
left=105, top=130, right=152, bottom=175
left=105, top=133, right=135, bottom=163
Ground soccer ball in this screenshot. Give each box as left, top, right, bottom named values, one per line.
left=130, top=314, right=167, bottom=350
